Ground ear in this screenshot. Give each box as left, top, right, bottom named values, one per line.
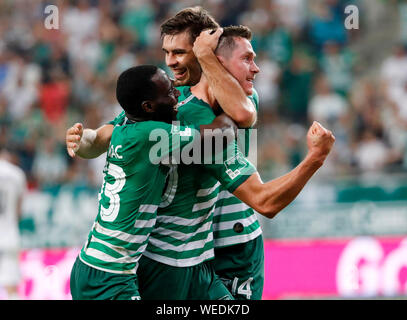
left=216, top=54, right=227, bottom=67
left=141, top=101, right=155, bottom=113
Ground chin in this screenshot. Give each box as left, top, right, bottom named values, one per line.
left=244, top=82, right=254, bottom=96
left=174, top=75, right=189, bottom=87
left=174, top=79, right=186, bottom=87
left=245, top=87, right=253, bottom=96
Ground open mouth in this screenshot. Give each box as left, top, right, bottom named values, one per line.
left=173, top=68, right=187, bottom=80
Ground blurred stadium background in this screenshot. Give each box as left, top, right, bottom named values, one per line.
left=0, top=0, right=406, bottom=299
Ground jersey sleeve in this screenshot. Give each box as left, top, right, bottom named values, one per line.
left=107, top=111, right=126, bottom=126
left=203, top=140, right=257, bottom=193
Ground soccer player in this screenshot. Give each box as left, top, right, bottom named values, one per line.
left=135, top=25, right=262, bottom=300
left=132, top=26, right=334, bottom=300
left=0, top=148, right=27, bottom=300
left=191, top=25, right=263, bottom=299
left=66, top=7, right=253, bottom=158
left=66, top=7, right=334, bottom=300
left=69, top=65, right=238, bottom=300
left=66, top=7, right=263, bottom=300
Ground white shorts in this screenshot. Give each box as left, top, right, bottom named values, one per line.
left=0, top=251, right=21, bottom=287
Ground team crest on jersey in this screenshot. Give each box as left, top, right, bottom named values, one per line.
left=224, top=152, right=248, bottom=180
left=171, top=123, right=192, bottom=137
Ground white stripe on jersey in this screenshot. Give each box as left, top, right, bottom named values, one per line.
left=196, top=182, right=220, bottom=197
left=90, top=235, right=140, bottom=257
left=84, top=247, right=136, bottom=265
left=216, top=190, right=235, bottom=201
left=212, top=213, right=258, bottom=232
left=213, top=227, right=262, bottom=248
left=139, top=204, right=159, bottom=213
left=156, top=209, right=212, bottom=226
left=94, top=222, right=148, bottom=244
left=213, top=202, right=251, bottom=216
left=192, top=196, right=218, bottom=212
left=79, top=255, right=138, bottom=275
left=134, top=218, right=156, bottom=229
left=143, top=248, right=214, bottom=267
left=151, top=220, right=212, bottom=242
left=148, top=231, right=213, bottom=252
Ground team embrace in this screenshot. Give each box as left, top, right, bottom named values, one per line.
left=66, top=7, right=335, bottom=300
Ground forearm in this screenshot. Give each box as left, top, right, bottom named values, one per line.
left=234, top=151, right=324, bottom=218
left=199, top=113, right=237, bottom=133
left=235, top=121, right=335, bottom=218
left=259, top=152, right=324, bottom=217
left=76, top=127, right=110, bottom=159
left=198, top=51, right=256, bottom=127
left=199, top=114, right=237, bottom=150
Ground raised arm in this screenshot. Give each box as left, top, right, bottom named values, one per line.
left=233, top=121, right=335, bottom=218
left=193, top=29, right=256, bottom=128
left=66, top=123, right=113, bottom=159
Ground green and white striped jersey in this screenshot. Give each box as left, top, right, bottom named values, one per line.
left=143, top=87, right=258, bottom=267
left=212, top=89, right=262, bottom=248
left=80, top=116, right=197, bottom=274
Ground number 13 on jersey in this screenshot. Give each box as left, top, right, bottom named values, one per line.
left=98, top=162, right=126, bottom=222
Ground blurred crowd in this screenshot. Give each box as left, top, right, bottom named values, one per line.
left=0, top=0, right=406, bottom=190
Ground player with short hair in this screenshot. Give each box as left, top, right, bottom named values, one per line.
left=0, top=148, right=26, bottom=300
left=69, top=65, right=237, bottom=300
left=194, top=25, right=264, bottom=299
left=66, top=7, right=334, bottom=300
left=66, top=7, right=254, bottom=159
left=132, top=25, right=334, bottom=300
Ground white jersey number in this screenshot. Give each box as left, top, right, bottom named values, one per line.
left=99, top=163, right=126, bottom=222
left=159, top=165, right=178, bottom=208
left=232, top=277, right=253, bottom=300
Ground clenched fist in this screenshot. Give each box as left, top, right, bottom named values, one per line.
left=66, top=123, right=83, bottom=158
left=306, top=121, right=335, bottom=162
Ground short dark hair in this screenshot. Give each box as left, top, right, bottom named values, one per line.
left=116, top=65, right=158, bottom=116
left=215, top=25, right=252, bottom=57
left=160, top=6, right=219, bottom=44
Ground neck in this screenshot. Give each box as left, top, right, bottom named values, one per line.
left=190, top=74, right=218, bottom=108
left=125, top=112, right=150, bottom=123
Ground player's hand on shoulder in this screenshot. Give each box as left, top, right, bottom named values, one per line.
left=66, top=123, right=84, bottom=158
left=306, top=121, right=335, bottom=160
left=193, top=28, right=223, bottom=58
